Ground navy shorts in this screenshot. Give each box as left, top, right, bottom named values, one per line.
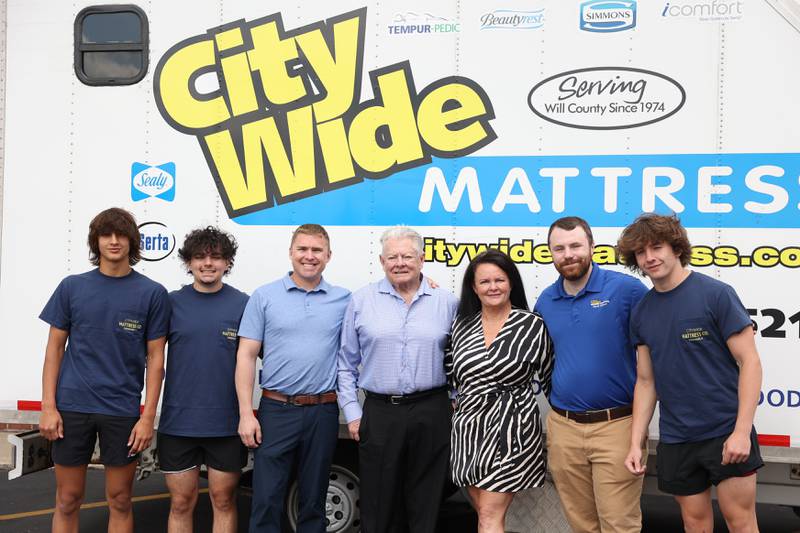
left=656, top=426, right=764, bottom=495
left=157, top=433, right=247, bottom=473
left=52, top=411, right=139, bottom=467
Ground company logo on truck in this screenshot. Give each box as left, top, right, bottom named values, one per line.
left=154, top=8, right=494, bottom=219
left=580, top=0, right=637, bottom=32
left=480, top=9, right=545, bottom=30
left=662, top=1, right=743, bottom=21
left=528, top=67, right=685, bottom=130
left=389, top=12, right=461, bottom=34
left=138, top=222, right=176, bottom=262
left=131, top=162, right=176, bottom=202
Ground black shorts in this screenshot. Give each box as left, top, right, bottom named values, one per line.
left=52, top=411, right=139, bottom=467
left=656, top=427, right=764, bottom=496
left=157, top=433, right=248, bottom=473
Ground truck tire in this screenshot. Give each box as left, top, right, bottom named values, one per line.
left=285, top=449, right=361, bottom=532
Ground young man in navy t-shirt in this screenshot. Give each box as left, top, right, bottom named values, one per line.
left=39, top=207, right=170, bottom=533
left=157, top=227, right=249, bottom=533
left=618, top=214, right=763, bottom=533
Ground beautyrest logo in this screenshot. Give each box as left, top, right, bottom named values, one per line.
left=580, top=0, right=636, bottom=32
left=131, top=162, right=176, bottom=202
left=138, top=222, right=176, bottom=262
left=662, top=1, right=743, bottom=21
left=528, top=67, right=685, bottom=130
left=154, top=9, right=494, bottom=218
left=480, top=9, right=545, bottom=30
left=389, top=12, right=461, bottom=34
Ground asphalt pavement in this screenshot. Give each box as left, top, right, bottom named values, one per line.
left=2, top=468, right=799, bottom=532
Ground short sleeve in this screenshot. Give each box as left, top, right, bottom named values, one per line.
left=39, top=278, right=72, bottom=331
left=146, top=285, right=171, bottom=340
left=629, top=303, right=643, bottom=346
left=238, top=289, right=267, bottom=342
left=714, top=284, right=752, bottom=340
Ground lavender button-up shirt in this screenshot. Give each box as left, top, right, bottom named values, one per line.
left=337, top=277, right=459, bottom=423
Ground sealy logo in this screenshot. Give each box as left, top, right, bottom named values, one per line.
left=389, top=12, right=461, bottom=34
left=154, top=9, right=493, bottom=218
left=138, top=222, right=176, bottom=262
left=480, top=9, right=545, bottom=30
left=662, top=1, right=743, bottom=21
left=528, top=67, right=685, bottom=130
left=580, top=0, right=636, bottom=32
left=131, top=162, right=176, bottom=202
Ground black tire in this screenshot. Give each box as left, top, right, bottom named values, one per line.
left=284, top=442, right=361, bottom=532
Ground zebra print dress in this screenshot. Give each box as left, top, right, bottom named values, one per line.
left=446, top=309, right=553, bottom=492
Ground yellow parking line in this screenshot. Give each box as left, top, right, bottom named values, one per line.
left=0, top=488, right=209, bottom=521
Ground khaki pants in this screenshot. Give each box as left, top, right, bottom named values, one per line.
left=546, top=410, right=646, bottom=533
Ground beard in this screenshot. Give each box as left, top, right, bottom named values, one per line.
left=555, top=255, right=591, bottom=281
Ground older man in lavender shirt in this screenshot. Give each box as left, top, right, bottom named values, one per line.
left=337, top=226, right=458, bottom=533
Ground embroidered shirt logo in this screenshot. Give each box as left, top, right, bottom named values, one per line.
left=222, top=327, right=238, bottom=341
left=681, top=327, right=710, bottom=342
left=118, top=318, right=143, bottom=332
left=590, top=299, right=610, bottom=308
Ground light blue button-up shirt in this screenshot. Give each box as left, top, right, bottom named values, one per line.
left=337, top=277, right=459, bottom=422
left=238, top=274, right=351, bottom=395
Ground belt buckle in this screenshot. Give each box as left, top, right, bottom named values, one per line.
left=287, top=395, right=302, bottom=406
left=389, top=395, right=403, bottom=405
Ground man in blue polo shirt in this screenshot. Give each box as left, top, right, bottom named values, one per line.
left=534, top=216, right=647, bottom=533
left=235, top=224, right=350, bottom=533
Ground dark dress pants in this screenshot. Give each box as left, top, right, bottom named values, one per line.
left=358, top=390, right=451, bottom=533
left=249, top=399, right=339, bottom=533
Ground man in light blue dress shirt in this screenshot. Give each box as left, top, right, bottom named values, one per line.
left=235, top=224, right=350, bottom=533
left=337, top=226, right=459, bottom=533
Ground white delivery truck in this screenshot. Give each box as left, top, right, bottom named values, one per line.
left=1, top=0, right=799, bottom=531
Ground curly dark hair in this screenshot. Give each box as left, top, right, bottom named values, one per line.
left=617, top=213, right=692, bottom=275
left=457, top=249, right=529, bottom=320
left=178, top=226, right=238, bottom=274
left=87, top=208, right=141, bottom=266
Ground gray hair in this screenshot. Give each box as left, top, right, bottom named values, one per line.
left=379, top=226, right=424, bottom=256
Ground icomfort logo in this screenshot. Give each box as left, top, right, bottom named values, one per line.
left=480, top=9, right=545, bottom=30
left=580, top=0, right=637, bottom=32
left=138, top=222, right=176, bottom=262
left=131, top=162, right=175, bottom=202
left=662, top=0, right=743, bottom=21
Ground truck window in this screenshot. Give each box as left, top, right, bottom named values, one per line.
left=74, top=5, right=148, bottom=85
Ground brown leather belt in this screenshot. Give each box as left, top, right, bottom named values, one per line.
left=262, top=389, right=337, bottom=406
left=551, top=404, right=633, bottom=424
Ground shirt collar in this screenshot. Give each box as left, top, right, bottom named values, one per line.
left=552, top=263, right=603, bottom=299
left=378, top=275, right=431, bottom=299
left=283, top=272, right=329, bottom=293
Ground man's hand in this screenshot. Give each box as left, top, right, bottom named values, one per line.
left=624, top=444, right=646, bottom=476
left=127, top=417, right=155, bottom=455
left=722, top=430, right=751, bottom=465
left=238, top=412, right=262, bottom=448
left=39, top=408, right=63, bottom=441
left=348, top=419, right=361, bottom=442
left=426, top=277, right=439, bottom=289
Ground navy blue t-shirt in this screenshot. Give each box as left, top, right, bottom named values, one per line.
left=630, top=272, right=752, bottom=444
left=39, top=269, right=170, bottom=417
left=158, top=284, right=249, bottom=437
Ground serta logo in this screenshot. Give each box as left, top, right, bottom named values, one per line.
left=138, top=222, right=176, bottom=262
left=154, top=8, right=495, bottom=218
left=580, top=0, right=636, bottom=32
left=131, top=162, right=175, bottom=202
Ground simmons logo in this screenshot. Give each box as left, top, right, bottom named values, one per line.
left=131, top=162, right=175, bottom=202
left=138, top=221, right=176, bottom=262
left=528, top=67, right=685, bottom=130
left=580, top=0, right=636, bottom=32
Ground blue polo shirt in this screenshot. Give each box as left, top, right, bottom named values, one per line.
left=534, top=264, right=647, bottom=412
left=238, top=274, right=351, bottom=395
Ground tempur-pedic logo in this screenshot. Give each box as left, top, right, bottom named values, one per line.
left=480, top=9, right=545, bottom=30
left=662, top=0, right=743, bottom=21
left=154, top=9, right=494, bottom=218
left=389, top=12, right=461, bottom=34
left=138, top=222, right=176, bottom=262
left=528, top=67, right=685, bottom=130
left=580, top=0, right=636, bottom=32
left=131, top=162, right=175, bottom=202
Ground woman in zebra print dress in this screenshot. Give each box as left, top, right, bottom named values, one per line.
left=446, top=250, right=553, bottom=533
